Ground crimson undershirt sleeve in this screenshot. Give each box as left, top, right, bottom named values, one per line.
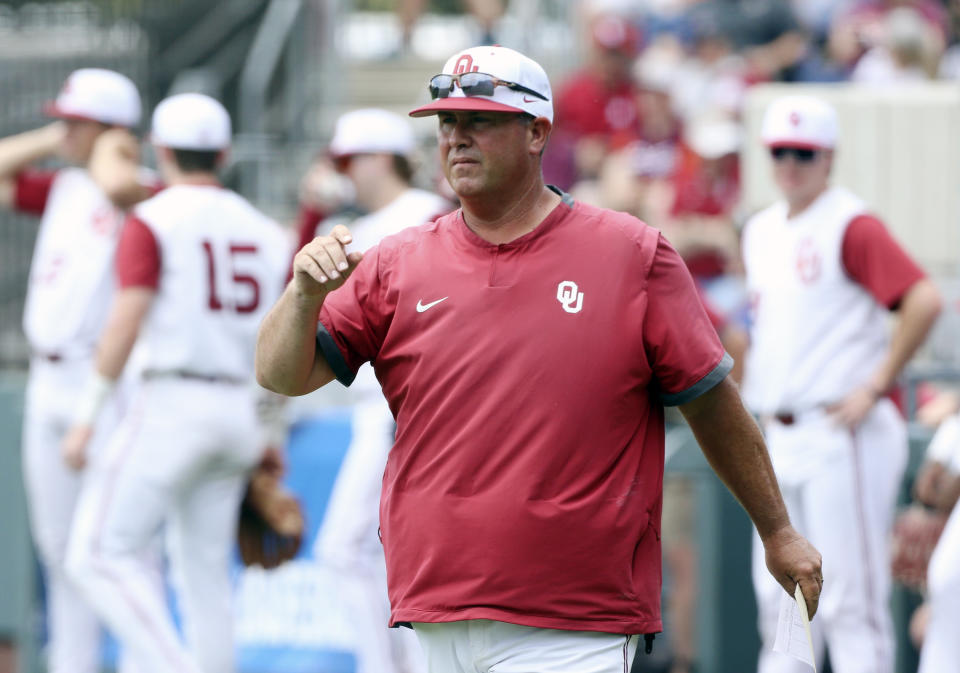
left=643, top=235, right=732, bottom=406
left=13, top=170, right=57, bottom=215
left=115, top=215, right=161, bottom=289
left=316, top=244, right=391, bottom=386
left=841, top=214, right=926, bottom=310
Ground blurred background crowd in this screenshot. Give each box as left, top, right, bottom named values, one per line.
left=2, top=1, right=960, bottom=673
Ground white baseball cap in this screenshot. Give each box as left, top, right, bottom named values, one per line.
left=686, top=114, right=742, bottom=159
left=45, top=68, right=141, bottom=127
left=761, top=95, right=838, bottom=150
left=151, top=93, right=231, bottom=151
left=409, top=46, right=554, bottom=123
left=329, top=108, right=415, bottom=157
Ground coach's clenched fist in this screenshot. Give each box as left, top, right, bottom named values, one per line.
left=292, top=224, right=363, bottom=297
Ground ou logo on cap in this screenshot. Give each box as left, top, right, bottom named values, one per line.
left=454, top=54, right=480, bottom=74
left=557, top=281, right=584, bottom=314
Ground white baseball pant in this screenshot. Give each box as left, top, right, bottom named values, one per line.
left=66, top=378, right=262, bottom=673
left=752, top=400, right=906, bottom=673
left=314, top=399, right=425, bottom=673
left=917, top=500, right=960, bottom=672
left=22, top=356, right=148, bottom=673
left=412, top=620, right=638, bottom=673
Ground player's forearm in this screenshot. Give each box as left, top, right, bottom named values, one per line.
left=255, top=284, right=336, bottom=396
left=0, top=124, right=63, bottom=179
left=871, top=279, right=942, bottom=392
left=95, top=287, right=155, bottom=380
left=679, top=377, right=792, bottom=540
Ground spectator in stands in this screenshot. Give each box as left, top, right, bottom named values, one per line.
left=851, top=6, right=941, bottom=83
left=829, top=0, right=948, bottom=76
left=397, top=0, right=503, bottom=53
left=544, top=13, right=643, bottom=190
left=684, top=0, right=807, bottom=81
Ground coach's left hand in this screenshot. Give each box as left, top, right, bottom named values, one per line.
left=62, top=424, right=93, bottom=471
left=763, top=524, right=823, bottom=618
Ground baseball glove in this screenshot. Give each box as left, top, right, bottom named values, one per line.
left=890, top=505, right=947, bottom=592
left=237, top=469, right=304, bottom=569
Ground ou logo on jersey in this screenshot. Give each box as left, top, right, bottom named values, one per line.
left=556, top=281, right=584, bottom=314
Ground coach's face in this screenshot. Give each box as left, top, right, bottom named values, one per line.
left=771, top=146, right=832, bottom=207
left=437, top=110, right=549, bottom=200
left=59, top=119, right=108, bottom=165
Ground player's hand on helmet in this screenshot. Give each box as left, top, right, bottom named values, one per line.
left=826, top=383, right=882, bottom=428
left=62, top=423, right=94, bottom=471
left=763, top=524, right=823, bottom=619
left=292, top=224, right=363, bottom=298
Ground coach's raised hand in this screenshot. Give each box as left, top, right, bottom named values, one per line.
left=292, top=224, right=363, bottom=298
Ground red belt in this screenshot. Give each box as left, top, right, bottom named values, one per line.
left=773, top=413, right=796, bottom=426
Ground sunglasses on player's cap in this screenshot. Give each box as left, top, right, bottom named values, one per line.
left=409, top=46, right=554, bottom=123
left=761, top=94, right=837, bottom=154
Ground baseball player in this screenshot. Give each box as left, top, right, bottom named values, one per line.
left=302, top=108, right=449, bottom=673
left=910, top=413, right=960, bottom=671
left=62, top=93, right=291, bottom=673
left=742, top=94, right=942, bottom=673
left=256, top=46, right=822, bottom=673
left=0, top=68, right=150, bottom=673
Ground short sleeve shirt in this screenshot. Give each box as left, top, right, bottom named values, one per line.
left=317, top=192, right=730, bottom=634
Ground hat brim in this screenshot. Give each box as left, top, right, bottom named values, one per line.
left=43, top=101, right=109, bottom=125
left=765, top=140, right=833, bottom=150
left=409, top=97, right=527, bottom=118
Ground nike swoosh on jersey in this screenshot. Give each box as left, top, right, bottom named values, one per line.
left=416, top=297, right=449, bottom=313
left=523, top=96, right=537, bottom=103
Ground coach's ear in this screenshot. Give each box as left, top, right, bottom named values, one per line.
left=527, top=116, right=551, bottom=157
left=216, top=148, right=230, bottom=169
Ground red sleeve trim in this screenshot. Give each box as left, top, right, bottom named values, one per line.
left=116, top=215, right=161, bottom=289
left=14, top=170, right=57, bottom=215
left=841, top=214, right=926, bottom=309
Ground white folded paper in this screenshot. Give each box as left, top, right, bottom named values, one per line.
left=773, top=584, right=817, bottom=671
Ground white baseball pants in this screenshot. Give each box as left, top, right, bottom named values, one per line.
left=314, top=399, right=425, bottom=673
left=917, top=500, right=960, bottom=672
left=412, top=620, right=638, bottom=673
left=21, top=356, right=146, bottom=673
left=66, top=378, right=262, bottom=673
left=752, top=400, right=906, bottom=673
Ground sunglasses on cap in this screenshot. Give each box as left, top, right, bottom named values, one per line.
left=428, top=72, right=548, bottom=102
left=770, top=147, right=819, bottom=162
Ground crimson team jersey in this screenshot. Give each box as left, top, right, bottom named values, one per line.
left=317, top=190, right=731, bottom=634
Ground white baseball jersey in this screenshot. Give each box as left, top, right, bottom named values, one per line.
left=323, top=187, right=450, bottom=403
left=22, top=168, right=125, bottom=356
left=128, top=184, right=290, bottom=380
left=741, top=186, right=889, bottom=414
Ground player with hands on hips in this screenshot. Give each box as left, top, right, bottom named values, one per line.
left=742, top=94, right=942, bottom=673
left=64, top=93, right=291, bottom=673
left=0, top=68, right=151, bottom=673
left=257, top=45, right=821, bottom=673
